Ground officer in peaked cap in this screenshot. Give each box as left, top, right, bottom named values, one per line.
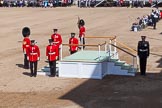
left=53, top=29, right=58, bottom=32
left=49, top=38, right=53, bottom=43
left=31, top=40, right=36, bottom=44
left=51, top=28, right=62, bottom=60
left=71, top=32, right=75, bottom=37
left=27, top=40, right=40, bottom=77
left=46, top=39, right=58, bottom=77
left=137, top=36, right=150, bottom=76
left=22, top=27, right=31, bottom=69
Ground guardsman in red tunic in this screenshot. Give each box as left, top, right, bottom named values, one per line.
left=78, top=19, right=86, bottom=49
left=46, top=39, right=58, bottom=77
left=22, top=27, right=31, bottom=69
left=27, top=40, right=40, bottom=77
left=51, top=29, right=62, bottom=60
left=69, top=33, right=79, bottom=54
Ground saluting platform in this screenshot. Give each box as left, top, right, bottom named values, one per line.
left=62, top=50, right=110, bottom=62
left=59, top=50, right=111, bottom=79
left=38, top=36, right=137, bottom=79
left=59, top=50, right=137, bottom=79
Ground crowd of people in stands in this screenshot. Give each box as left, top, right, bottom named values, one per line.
left=131, top=7, right=161, bottom=32
left=0, top=0, right=157, bottom=8
left=0, top=0, right=73, bottom=7
left=78, top=0, right=96, bottom=8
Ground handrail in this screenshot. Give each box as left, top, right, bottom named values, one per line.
left=115, top=40, right=137, bottom=54
left=111, top=44, right=136, bottom=57
left=61, top=43, right=107, bottom=61
left=99, top=41, right=107, bottom=46
left=62, top=41, right=107, bottom=47
left=62, top=44, right=98, bottom=47
left=107, top=50, right=118, bottom=58
left=110, top=43, right=138, bottom=72
left=85, top=36, right=116, bottom=40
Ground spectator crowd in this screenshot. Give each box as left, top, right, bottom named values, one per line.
left=131, top=7, right=161, bottom=31
left=0, top=0, right=73, bottom=7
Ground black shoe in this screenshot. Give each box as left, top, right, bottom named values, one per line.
left=33, top=73, right=37, bottom=77
left=49, top=74, right=55, bottom=77
left=141, top=73, right=146, bottom=76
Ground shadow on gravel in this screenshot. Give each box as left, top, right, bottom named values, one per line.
left=16, top=64, right=24, bottom=69
left=60, top=73, right=162, bottom=108
left=156, top=57, right=162, bottom=68
left=22, top=72, right=31, bottom=77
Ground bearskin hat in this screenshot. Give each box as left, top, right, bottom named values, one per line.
left=79, top=19, right=85, bottom=26
left=22, top=27, right=30, bottom=37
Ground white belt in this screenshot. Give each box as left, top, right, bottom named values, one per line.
left=139, top=49, right=148, bottom=52
left=49, top=52, right=55, bottom=55
left=30, top=53, right=37, bottom=55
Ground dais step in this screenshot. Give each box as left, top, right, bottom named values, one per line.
left=114, top=60, right=125, bottom=66
left=121, top=63, right=132, bottom=70
left=37, top=67, right=59, bottom=76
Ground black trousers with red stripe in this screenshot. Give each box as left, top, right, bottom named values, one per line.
left=30, top=61, right=38, bottom=77
left=49, top=60, right=56, bottom=76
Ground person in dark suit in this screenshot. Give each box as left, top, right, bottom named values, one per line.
left=137, top=36, right=150, bottom=76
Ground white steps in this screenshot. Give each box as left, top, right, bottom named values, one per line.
left=108, top=58, right=137, bottom=76
left=38, top=55, right=137, bottom=78
left=37, top=62, right=59, bottom=76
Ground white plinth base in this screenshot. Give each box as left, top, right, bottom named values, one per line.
left=59, top=61, right=136, bottom=79
left=59, top=61, right=107, bottom=79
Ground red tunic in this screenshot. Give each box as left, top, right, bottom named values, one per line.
left=69, top=37, right=79, bottom=52
left=79, top=26, right=85, bottom=38
left=22, top=37, right=30, bottom=54
left=46, top=44, right=58, bottom=61
left=51, top=33, right=62, bottom=47
left=27, top=45, right=40, bottom=62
